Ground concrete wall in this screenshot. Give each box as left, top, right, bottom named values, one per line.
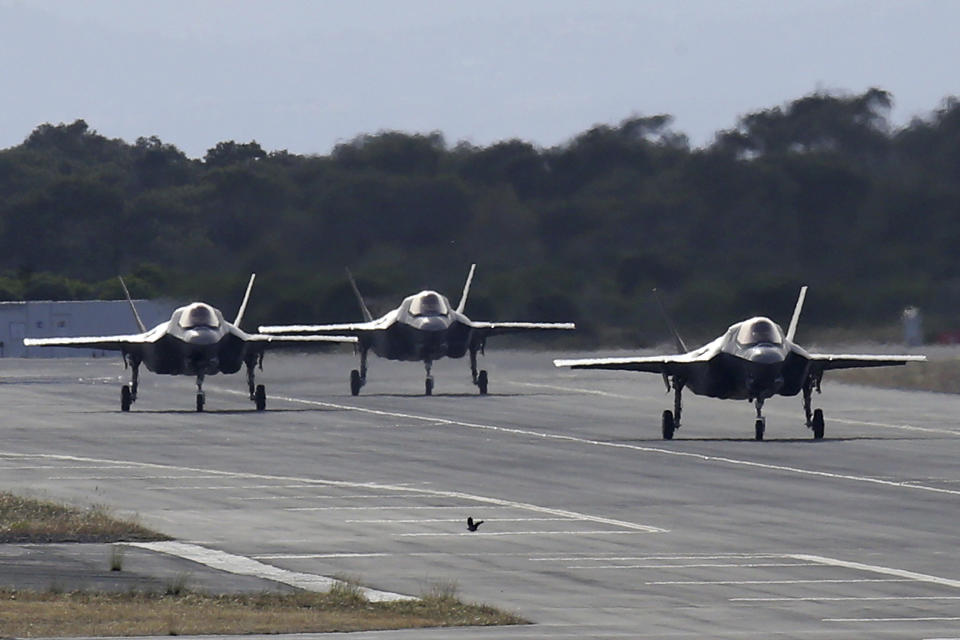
left=1, top=300, right=176, bottom=358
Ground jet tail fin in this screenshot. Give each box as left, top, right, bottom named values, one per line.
left=234, top=273, right=256, bottom=328
left=118, top=276, right=147, bottom=333
left=653, top=288, right=688, bottom=353
left=346, top=268, right=374, bottom=322
left=786, top=285, right=808, bottom=343
left=457, top=263, right=476, bottom=314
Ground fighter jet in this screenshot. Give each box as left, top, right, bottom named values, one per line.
left=23, top=274, right=357, bottom=412
left=258, top=265, right=575, bottom=396
left=554, top=287, right=924, bottom=440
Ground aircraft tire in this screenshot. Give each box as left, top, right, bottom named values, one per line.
left=812, top=409, right=824, bottom=440
left=350, top=370, right=361, bottom=396
left=661, top=410, right=675, bottom=440
left=755, top=419, right=765, bottom=441
left=121, top=385, right=132, bottom=412
left=255, top=384, right=266, bottom=411
left=196, top=393, right=205, bottom=412
left=425, top=377, right=433, bottom=396
left=477, top=370, right=488, bottom=395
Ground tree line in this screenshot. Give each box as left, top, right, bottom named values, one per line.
left=1, top=88, right=958, bottom=345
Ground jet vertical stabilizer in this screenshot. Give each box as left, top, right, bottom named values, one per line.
left=457, top=264, right=476, bottom=314
left=786, top=285, right=807, bottom=343
left=346, top=268, right=374, bottom=322
left=118, top=276, right=147, bottom=333
left=234, top=273, right=257, bottom=327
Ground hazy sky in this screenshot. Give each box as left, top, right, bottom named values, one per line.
left=2, top=0, right=958, bottom=158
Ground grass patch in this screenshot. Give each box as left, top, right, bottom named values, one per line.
left=0, top=492, right=169, bottom=543
left=831, top=359, right=960, bottom=394
left=0, top=588, right=528, bottom=637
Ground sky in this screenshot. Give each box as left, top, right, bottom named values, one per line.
left=1, top=0, right=959, bottom=159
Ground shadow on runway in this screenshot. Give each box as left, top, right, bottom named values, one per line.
left=342, top=392, right=531, bottom=398
left=606, top=435, right=917, bottom=443
left=78, top=407, right=336, bottom=415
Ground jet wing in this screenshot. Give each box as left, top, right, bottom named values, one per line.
left=244, top=334, right=358, bottom=346
left=259, top=316, right=394, bottom=335
left=469, top=321, right=576, bottom=337
left=807, top=353, right=926, bottom=372
left=554, top=339, right=722, bottom=374
left=23, top=329, right=165, bottom=352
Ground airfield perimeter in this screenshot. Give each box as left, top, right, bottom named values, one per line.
left=1, top=349, right=959, bottom=639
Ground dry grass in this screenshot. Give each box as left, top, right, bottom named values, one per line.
left=0, top=588, right=527, bottom=637
left=831, top=360, right=960, bottom=394
left=0, top=492, right=169, bottom=543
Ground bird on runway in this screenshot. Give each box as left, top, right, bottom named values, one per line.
left=466, top=517, right=484, bottom=532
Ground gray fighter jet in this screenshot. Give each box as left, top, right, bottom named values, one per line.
left=259, top=265, right=575, bottom=396
left=23, top=275, right=356, bottom=412
left=554, top=287, right=924, bottom=440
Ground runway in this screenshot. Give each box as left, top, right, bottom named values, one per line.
left=2, top=349, right=959, bottom=638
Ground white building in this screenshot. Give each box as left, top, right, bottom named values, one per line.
left=1, top=300, right=176, bottom=358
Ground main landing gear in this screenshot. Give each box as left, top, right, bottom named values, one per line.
left=120, top=357, right=140, bottom=412
left=661, top=377, right=683, bottom=439
left=802, top=374, right=825, bottom=440
left=350, top=348, right=368, bottom=396
left=470, top=348, right=488, bottom=395
left=246, top=356, right=266, bottom=411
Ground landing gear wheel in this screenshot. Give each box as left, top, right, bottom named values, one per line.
left=477, top=370, right=488, bottom=395
left=120, top=385, right=132, bottom=412
left=812, top=408, right=824, bottom=440
left=196, top=393, right=205, bottom=412
left=255, top=384, right=266, bottom=411
left=662, top=410, right=675, bottom=440
left=350, top=369, right=361, bottom=396
left=755, top=418, right=765, bottom=441
left=425, top=377, right=434, bottom=396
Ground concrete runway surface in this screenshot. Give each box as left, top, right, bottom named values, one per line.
left=1, top=349, right=959, bottom=639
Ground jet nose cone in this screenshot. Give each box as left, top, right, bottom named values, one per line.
left=744, top=345, right=785, bottom=365
left=184, top=327, right=220, bottom=345
left=414, top=316, right=451, bottom=332
left=744, top=347, right=785, bottom=397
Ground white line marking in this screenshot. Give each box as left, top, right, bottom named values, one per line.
left=223, top=390, right=960, bottom=498
left=285, top=506, right=490, bottom=512
left=569, top=562, right=816, bottom=570
left=398, top=530, right=643, bottom=537
left=513, top=381, right=960, bottom=436
left=734, top=596, right=960, bottom=602
left=254, top=553, right=391, bottom=560
left=125, top=541, right=414, bottom=602
left=792, top=554, right=960, bottom=589
left=0, top=451, right=664, bottom=533
left=346, top=517, right=575, bottom=524
left=648, top=579, right=914, bottom=585
left=530, top=554, right=785, bottom=562
left=825, top=617, right=960, bottom=622
left=235, top=494, right=438, bottom=501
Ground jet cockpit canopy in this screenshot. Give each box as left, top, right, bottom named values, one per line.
left=735, top=317, right=783, bottom=346
left=177, top=303, right=222, bottom=329
left=409, top=291, right=450, bottom=317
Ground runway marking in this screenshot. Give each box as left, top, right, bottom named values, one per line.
left=221, top=390, right=960, bottom=498
left=518, top=380, right=960, bottom=436
left=826, top=617, right=960, bottom=622
left=791, top=553, right=960, bottom=589
left=286, top=506, right=490, bottom=512
left=125, top=541, right=414, bottom=602
left=254, top=553, right=391, bottom=560
left=0, top=452, right=665, bottom=533
left=49, top=475, right=224, bottom=481
left=398, top=530, right=642, bottom=537
left=734, top=596, right=960, bottom=602
left=648, top=579, right=914, bottom=585
left=346, top=517, right=576, bottom=524
left=234, top=494, right=440, bottom=501
left=569, top=562, right=816, bottom=570
left=530, top=554, right=785, bottom=562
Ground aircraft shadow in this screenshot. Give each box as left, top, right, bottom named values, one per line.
left=81, top=407, right=334, bottom=415
left=608, top=435, right=916, bottom=443
left=346, top=392, right=530, bottom=398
